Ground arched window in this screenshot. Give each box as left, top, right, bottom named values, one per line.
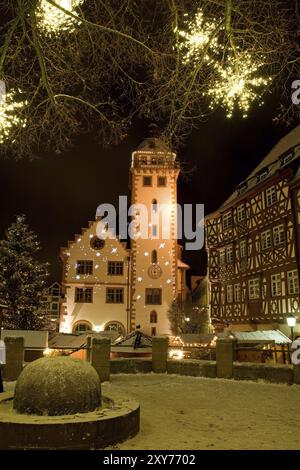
left=73, top=321, right=92, bottom=335
left=150, top=310, right=157, bottom=323
left=151, top=250, right=157, bottom=264
left=104, top=321, right=126, bottom=337
left=152, top=199, right=158, bottom=213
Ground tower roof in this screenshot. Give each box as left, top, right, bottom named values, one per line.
left=137, top=136, right=171, bottom=152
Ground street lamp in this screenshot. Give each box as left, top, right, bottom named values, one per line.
left=287, top=315, right=297, bottom=341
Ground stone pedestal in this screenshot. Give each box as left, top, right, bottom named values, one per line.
left=152, top=336, right=168, bottom=373
left=293, top=363, right=300, bottom=384
left=216, top=337, right=237, bottom=379
left=3, top=336, right=24, bottom=381
left=91, top=337, right=110, bottom=382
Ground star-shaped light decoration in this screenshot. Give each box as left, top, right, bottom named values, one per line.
left=36, top=0, right=84, bottom=36
left=207, top=51, right=272, bottom=118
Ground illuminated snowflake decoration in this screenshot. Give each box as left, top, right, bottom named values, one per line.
left=207, top=52, right=272, bottom=118
left=176, top=9, right=272, bottom=118
left=0, top=88, right=28, bottom=144
left=36, top=0, right=84, bottom=36
left=175, top=10, right=220, bottom=65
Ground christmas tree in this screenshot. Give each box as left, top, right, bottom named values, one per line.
left=0, top=215, right=49, bottom=330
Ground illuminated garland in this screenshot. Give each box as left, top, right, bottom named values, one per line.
left=0, top=89, right=28, bottom=144
left=36, top=0, right=84, bottom=36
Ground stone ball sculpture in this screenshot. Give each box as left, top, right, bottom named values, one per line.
left=13, top=356, right=101, bottom=416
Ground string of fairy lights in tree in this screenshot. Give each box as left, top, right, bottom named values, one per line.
left=36, top=0, right=84, bottom=36
left=175, top=9, right=272, bottom=118
left=0, top=87, right=28, bottom=144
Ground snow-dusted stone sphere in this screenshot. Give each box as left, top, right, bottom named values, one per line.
left=13, top=356, right=101, bottom=416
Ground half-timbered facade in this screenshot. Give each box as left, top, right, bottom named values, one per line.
left=206, top=125, right=300, bottom=332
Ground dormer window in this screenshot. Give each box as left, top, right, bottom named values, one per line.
left=222, top=212, right=232, bottom=230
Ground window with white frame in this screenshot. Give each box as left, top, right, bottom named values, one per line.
left=248, top=278, right=260, bottom=300
left=237, top=204, right=246, bottom=222
left=234, top=284, right=241, bottom=302
left=219, top=248, right=226, bottom=266
left=271, top=273, right=281, bottom=297
left=240, top=240, right=247, bottom=259
left=287, top=270, right=299, bottom=295
left=226, top=245, right=234, bottom=264
left=273, top=224, right=285, bottom=246
left=226, top=285, right=233, bottom=303
left=261, top=230, right=272, bottom=250
left=266, top=186, right=277, bottom=207
left=223, top=212, right=232, bottom=230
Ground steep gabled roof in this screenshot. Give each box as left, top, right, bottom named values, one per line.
left=218, top=124, right=300, bottom=211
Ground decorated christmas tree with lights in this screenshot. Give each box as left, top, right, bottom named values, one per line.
left=0, top=215, right=49, bottom=330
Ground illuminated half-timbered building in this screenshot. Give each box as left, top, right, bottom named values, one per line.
left=206, top=125, right=300, bottom=333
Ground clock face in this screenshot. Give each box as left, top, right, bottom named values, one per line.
left=90, top=236, right=105, bottom=250
left=148, top=264, right=162, bottom=279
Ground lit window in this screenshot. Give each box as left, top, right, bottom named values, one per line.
left=261, top=230, right=272, bottom=250
left=219, top=248, right=226, bottom=265
left=266, top=186, right=277, bottom=207
left=240, top=240, right=247, bottom=259
left=223, top=212, right=232, bottom=230
left=226, top=285, right=233, bottom=303
left=73, top=323, right=92, bottom=334
left=145, top=288, right=162, bottom=305
left=237, top=204, right=246, bottom=222
left=287, top=270, right=299, bottom=295
left=157, top=176, right=166, bottom=186
left=248, top=278, right=260, bottom=300
left=234, top=284, right=241, bottom=302
left=226, top=246, right=234, bottom=264
left=108, top=261, right=124, bottom=275
left=150, top=310, right=158, bottom=323
left=273, top=224, right=285, bottom=246
left=76, top=260, right=93, bottom=275
left=75, top=287, right=93, bottom=303
left=106, top=288, right=124, bottom=303
left=143, top=176, right=152, bottom=187
left=271, top=274, right=281, bottom=297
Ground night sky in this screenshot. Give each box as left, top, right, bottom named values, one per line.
left=0, top=93, right=293, bottom=283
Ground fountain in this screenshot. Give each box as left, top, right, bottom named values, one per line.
left=0, top=356, right=139, bottom=449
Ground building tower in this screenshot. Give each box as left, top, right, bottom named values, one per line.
left=129, top=127, right=180, bottom=335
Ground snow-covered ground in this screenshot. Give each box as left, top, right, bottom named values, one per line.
left=102, top=374, right=300, bottom=450
left=4, top=374, right=300, bottom=450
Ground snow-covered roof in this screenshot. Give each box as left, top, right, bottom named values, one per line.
left=218, top=124, right=300, bottom=211
left=220, top=329, right=292, bottom=345
left=177, top=333, right=214, bottom=346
